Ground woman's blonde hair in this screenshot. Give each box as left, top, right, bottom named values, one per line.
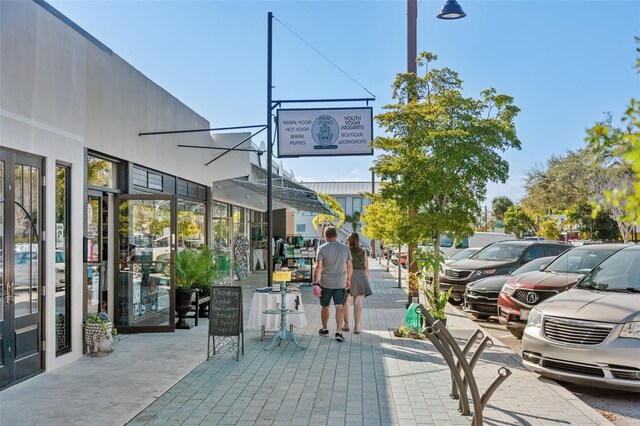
left=347, top=232, right=363, bottom=253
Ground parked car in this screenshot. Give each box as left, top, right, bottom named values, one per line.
left=498, top=244, right=627, bottom=337
left=464, top=256, right=555, bottom=319
left=445, top=247, right=482, bottom=265
left=440, top=232, right=515, bottom=258
left=521, top=245, right=640, bottom=392
left=440, top=240, right=570, bottom=305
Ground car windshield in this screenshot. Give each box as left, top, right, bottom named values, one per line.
left=511, top=257, right=552, bottom=275
left=55, top=250, right=64, bottom=263
left=440, top=235, right=454, bottom=248
left=472, top=243, right=525, bottom=261
left=577, top=249, right=640, bottom=292
left=545, top=248, right=619, bottom=274
left=448, top=248, right=478, bottom=261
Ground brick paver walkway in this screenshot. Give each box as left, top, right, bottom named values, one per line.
left=128, top=260, right=610, bottom=426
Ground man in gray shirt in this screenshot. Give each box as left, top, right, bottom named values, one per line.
left=313, top=226, right=353, bottom=342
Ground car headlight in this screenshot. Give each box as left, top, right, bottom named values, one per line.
left=527, top=308, right=542, bottom=328
left=474, top=269, right=496, bottom=277
left=502, top=282, right=515, bottom=296
left=620, top=322, right=640, bottom=339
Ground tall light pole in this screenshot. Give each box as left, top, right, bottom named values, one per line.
left=406, top=0, right=465, bottom=304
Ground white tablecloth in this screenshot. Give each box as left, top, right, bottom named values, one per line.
left=247, top=292, right=307, bottom=331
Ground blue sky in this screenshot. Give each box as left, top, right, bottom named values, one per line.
left=48, top=0, right=640, bottom=205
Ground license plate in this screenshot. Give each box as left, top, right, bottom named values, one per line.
left=520, top=309, right=530, bottom=320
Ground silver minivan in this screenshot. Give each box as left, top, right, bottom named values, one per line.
left=521, top=245, right=640, bottom=392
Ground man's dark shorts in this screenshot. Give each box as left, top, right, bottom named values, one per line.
left=320, top=287, right=347, bottom=307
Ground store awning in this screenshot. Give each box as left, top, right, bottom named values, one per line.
left=211, top=177, right=333, bottom=214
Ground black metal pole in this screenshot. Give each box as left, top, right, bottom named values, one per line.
left=267, top=11, right=274, bottom=288
left=407, top=0, right=418, bottom=306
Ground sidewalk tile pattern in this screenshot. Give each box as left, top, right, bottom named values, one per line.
left=127, top=260, right=610, bottom=426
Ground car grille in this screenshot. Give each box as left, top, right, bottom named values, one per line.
left=467, top=290, right=500, bottom=299
left=610, top=365, right=640, bottom=381
left=511, top=289, right=557, bottom=306
left=541, top=358, right=604, bottom=377
left=468, top=303, right=497, bottom=314
left=543, top=317, right=613, bottom=345
left=445, top=269, right=472, bottom=279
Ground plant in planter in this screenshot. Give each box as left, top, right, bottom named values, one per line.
left=83, top=312, right=117, bottom=356
left=415, top=246, right=449, bottom=324
left=175, top=246, right=217, bottom=329
left=393, top=323, right=410, bottom=338
left=423, top=285, right=452, bottom=325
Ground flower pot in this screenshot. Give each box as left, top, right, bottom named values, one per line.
left=83, top=321, right=113, bottom=353
left=175, top=289, right=195, bottom=329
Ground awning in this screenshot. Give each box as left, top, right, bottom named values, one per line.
left=211, top=177, right=333, bottom=214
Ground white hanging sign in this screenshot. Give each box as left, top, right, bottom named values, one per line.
left=277, top=107, right=373, bottom=158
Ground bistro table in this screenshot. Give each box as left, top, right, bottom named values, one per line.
left=247, top=291, right=307, bottom=340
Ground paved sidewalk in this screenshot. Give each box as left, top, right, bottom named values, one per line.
left=0, top=260, right=610, bottom=425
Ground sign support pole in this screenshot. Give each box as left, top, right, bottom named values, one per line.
left=267, top=12, right=274, bottom=288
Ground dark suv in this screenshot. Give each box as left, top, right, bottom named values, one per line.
left=439, top=240, right=570, bottom=305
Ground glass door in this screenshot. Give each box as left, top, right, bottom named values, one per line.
left=85, top=192, right=108, bottom=318
left=0, top=149, right=43, bottom=388
left=116, top=194, right=176, bottom=332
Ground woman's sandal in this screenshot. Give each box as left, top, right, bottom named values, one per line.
left=354, top=329, right=361, bottom=334
left=342, top=327, right=350, bottom=332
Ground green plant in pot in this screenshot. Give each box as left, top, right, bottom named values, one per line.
left=415, top=246, right=449, bottom=325
left=175, top=246, right=216, bottom=329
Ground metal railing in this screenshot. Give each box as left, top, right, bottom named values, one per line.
left=416, top=305, right=511, bottom=426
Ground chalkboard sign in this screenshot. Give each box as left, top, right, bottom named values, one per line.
left=209, top=286, right=243, bottom=337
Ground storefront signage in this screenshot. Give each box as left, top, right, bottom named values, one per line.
left=209, top=286, right=243, bottom=337
left=273, top=271, right=292, bottom=282
left=277, top=107, right=373, bottom=157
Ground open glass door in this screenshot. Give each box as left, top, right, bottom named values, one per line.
left=1, top=150, right=43, bottom=388
left=115, top=194, right=175, bottom=332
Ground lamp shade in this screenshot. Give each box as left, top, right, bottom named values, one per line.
left=437, top=0, right=466, bottom=20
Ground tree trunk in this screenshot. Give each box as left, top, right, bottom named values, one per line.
left=432, top=231, right=441, bottom=295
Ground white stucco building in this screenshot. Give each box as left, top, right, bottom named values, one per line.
left=0, top=0, right=328, bottom=388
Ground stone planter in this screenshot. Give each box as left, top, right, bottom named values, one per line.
left=83, top=321, right=114, bottom=353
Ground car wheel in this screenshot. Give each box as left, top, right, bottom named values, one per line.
left=471, top=313, right=491, bottom=320
left=507, top=327, right=524, bottom=339
left=448, top=296, right=463, bottom=305
left=163, top=263, right=171, bottom=276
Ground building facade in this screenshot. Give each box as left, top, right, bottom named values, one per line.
left=294, top=181, right=380, bottom=246
left=0, top=0, right=326, bottom=388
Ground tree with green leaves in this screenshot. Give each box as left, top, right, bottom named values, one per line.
left=312, top=193, right=345, bottom=233
left=371, top=52, right=521, bottom=295
left=538, top=218, right=561, bottom=240
left=586, top=38, right=640, bottom=224
left=491, top=196, right=513, bottom=221
left=360, top=195, right=404, bottom=250
left=344, top=211, right=361, bottom=232
left=503, top=205, right=534, bottom=238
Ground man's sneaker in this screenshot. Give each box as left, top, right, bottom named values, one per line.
left=319, top=328, right=329, bottom=336
left=335, top=332, right=345, bottom=342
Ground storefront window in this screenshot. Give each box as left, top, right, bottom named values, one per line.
left=212, top=201, right=230, bottom=281
left=55, top=164, right=71, bottom=354
left=177, top=199, right=205, bottom=250
left=87, top=154, right=118, bottom=189
left=336, top=197, right=347, bottom=214
left=352, top=197, right=363, bottom=214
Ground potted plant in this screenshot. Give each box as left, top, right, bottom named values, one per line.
left=83, top=312, right=117, bottom=355
left=414, top=246, right=450, bottom=325
left=175, top=246, right=217, bottom=329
